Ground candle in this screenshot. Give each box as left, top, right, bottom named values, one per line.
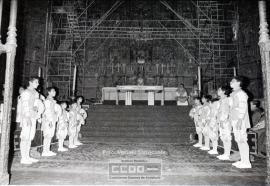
left=72, top=65, right=77, bottom=94
left=156, top=64, right=159, bottom=74
left=38, top=67, right=41, bottom=77
left=198, top=66, right=201, bottom=93
left=123, top=63, right=126, bottom=73
left=233, top=67, right=237, bottom=76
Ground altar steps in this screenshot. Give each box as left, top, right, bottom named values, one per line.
left=81, top=105, right=194, bottom=144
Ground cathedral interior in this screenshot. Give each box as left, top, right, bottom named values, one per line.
left=0, top=0, right=269, bottom=185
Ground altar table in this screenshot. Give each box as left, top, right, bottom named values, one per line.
left=102, top=86, right=178, bottom=106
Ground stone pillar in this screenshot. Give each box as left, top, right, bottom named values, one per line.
left=258, top=1, right=270, bottom=184
left=0, top=0, right=18, bottom=184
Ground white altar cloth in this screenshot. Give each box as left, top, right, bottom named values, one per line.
left=101, top=86, right=181, bottom=106
left=116, top=85, right=164, bottom=105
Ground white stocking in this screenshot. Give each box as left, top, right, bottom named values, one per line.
left=26, top=141, right=32, bottom=159
left=43, top=137, right=51, bottom=153
left=204, top=135, right=210, bottom=148
left=238, top=141, right=250, bottom=164
left=69, top=136, right=74, bottom=146
left=224, top=141, right=231, bottom=157
left=212, top=140, right=218, bottom=151
left=74, top=132, right=78, bottom=143
left=20, top=140, right=27, bottom=160
left=59, top=139, right=63, bottom=149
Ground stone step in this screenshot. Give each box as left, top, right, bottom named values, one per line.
left=89, top=105, right=191, bottom=109
left=83, top=105, right=193, bottom=143
left=81, top=131, right=192, bottom=138
left=87, top=111, right=191, bottom=115
left=81, top=136, right=190, bottom=144
left=86, top=119, right=193, bottom=124
left=82, top=126, right=194, bottom=131
left=83, top=121, right=194, bottom=129
left=81, top=132, right=192, bottom=138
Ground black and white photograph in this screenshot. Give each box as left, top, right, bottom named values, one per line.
left=0, top=0, right=269, bottom=185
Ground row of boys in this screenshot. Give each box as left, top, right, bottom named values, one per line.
left=189, top=76, right=252, bottom=169
left=17, top=77, right=87, bottom=164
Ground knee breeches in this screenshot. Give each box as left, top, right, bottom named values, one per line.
left=20, top=118, right=37, bottom=141
left=57, top=128, right=68, bottom=139
left=231, top=120, right=247, bottom=143
left=42, top=122, right=56, bottom=138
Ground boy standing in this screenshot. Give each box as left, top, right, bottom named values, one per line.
left=57, top=102, right=69, bottom=151
left=229, top=76, right=251, bottom=169
left=68, top=101, right=79, bottom=148
left=41, top=87, right=58, bottom=156
left=75, top=96, right=87, bottom=145
left=19, top=77, right=44, bottom=164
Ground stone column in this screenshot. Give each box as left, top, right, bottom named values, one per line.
left=258, top=1, right=270, bottom=184
left=0, top=0, right=17, bottom=184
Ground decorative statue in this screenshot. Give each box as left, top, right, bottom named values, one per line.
left=137, top=73, right=144, bottom=86
left=176, top=84, right=188, bottom=106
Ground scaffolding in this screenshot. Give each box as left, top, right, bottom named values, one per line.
left=45, top=0, right=88, bottom=100
left=195, top=0, right=238, bottom=88
left=44, top=0, right=238, bottom=99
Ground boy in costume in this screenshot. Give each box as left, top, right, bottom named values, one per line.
left=208, top=97, right=220, bottom=155
left=229, top=76, right=251, bottom=169
left=41, top=87, right=58, bottom=156
left=19, top=77, right=44, bottom=164
left=57, top=101, right=69, bottom=152
left=190, top=97, right=203, bottom=148
left=75, top=96, right=87, bottom=145
left=68, top=101, right=79, bottom=148
left=200, top=95, right=211, bottom=151
left=217, top=86, right=232, bottom=160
